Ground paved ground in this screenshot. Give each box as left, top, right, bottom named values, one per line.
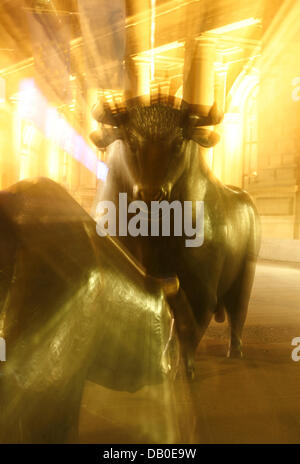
left=79, top=260, right=300, bottom=444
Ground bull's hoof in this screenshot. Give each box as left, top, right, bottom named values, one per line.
left=227, top=348, right=243, bottom=359
left=186, top=365, right=195, bottom=381
left=184, top=357, right=196, bottom=380
left=214, top=305, right=225, bottom=323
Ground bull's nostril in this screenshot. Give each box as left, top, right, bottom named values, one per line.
left=133, top=186, right=168, bottom=202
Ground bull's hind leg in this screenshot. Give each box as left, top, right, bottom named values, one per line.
left=224, top=258, right=256, bottom=358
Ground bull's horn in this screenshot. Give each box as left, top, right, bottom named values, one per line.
left=188, top=101, right=223, bottom=127
left=90, top=127, right=122, bottom=149
left=92, top=99, right=117, bottom=126
left=190, top=127, right=220, bottom=147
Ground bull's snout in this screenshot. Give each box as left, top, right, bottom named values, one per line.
left=133, top=184, right=171, bottom=203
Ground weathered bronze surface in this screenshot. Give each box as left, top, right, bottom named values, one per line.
left=92, top=96, right=261, bottom=378
left=0, top=178, right=178, bottom=443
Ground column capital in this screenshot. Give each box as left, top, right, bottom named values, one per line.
left=183, top=37, right=216, bottom=108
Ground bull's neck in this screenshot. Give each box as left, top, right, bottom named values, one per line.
left=172, top=141, right=211, bottom=201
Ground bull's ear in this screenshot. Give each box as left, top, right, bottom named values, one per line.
left=188, top=101, right=224, bottom=127
left=90, top=127, right=122, bottom=149
left=92, top=99, right=128, bottom=126
left=207, top=101, right=223, bottom=125
left=190, top=127, right=220, bottom=147
left=92, top=100, right=116, bottom=126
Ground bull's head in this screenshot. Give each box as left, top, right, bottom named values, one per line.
left=90, top=95, right=222, bottom=202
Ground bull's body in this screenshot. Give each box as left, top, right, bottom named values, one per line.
left=93, top=99, right=261, bottom=376
left=0, top=178, right=178, bottom=443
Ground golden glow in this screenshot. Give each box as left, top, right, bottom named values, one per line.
left=230, top=70, right=259, bottom=109
left=215, top=66, right=259, bottom=187
left=224, top=112, right=241, bottom=151
left=0, top=0, right=296, bottom=224
left=19, top=154, right=28, bottom=180
left=209, top=18, right=261, bottom=35
left=0, top=77, right=5, bottom=103
left=151, top=0, right=156, bottom=80
left=12, top=79, right=107, bottom=186
left=48, top=144, right=60, bottom=181
left=220, top=47, right=242, bottom=56
left=22, top=124, right=35, bottom=148
left=175, top=85, right=183, bottom=99
left=134, top=41, right=184, bottom=58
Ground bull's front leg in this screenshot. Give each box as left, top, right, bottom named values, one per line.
left=168, top=287, right=200, bottom=380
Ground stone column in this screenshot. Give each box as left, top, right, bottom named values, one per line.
left=213, top=63, right=228, bottom=180
left=183, top=37, right=216, bottom=113
left=124, top=58, right=151, bottom=100
left=136, top=61, right=151, bottom=96
left=182, top=37, right=216, bottom=168
left=124, top=0, right=151, bottom=99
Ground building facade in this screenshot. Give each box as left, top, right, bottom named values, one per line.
left=1, top=0, right=299, bottom=259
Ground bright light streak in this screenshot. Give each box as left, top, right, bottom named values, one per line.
left=221, top=47, right=242, bottom=56
left=209, top=18, right=261, bottom=35
left=48, top=144, right=60, bottom=180
left=0, top=77, right=5, bottom=104
left=151, top=0, right=156, bottom=80
left=18, top=79, right=108, bottom=181
left=135, top=41, right=184, bottom=58
left=230, top=73, right=259, bottom=109
left=97, top=160, right=109, bottom=181
left=224, top=113, right=241, bottom=151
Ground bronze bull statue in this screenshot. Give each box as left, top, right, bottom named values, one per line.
left=0, top=178, right=179, bottom=443
left=91, top=94, right=261, bottom=379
